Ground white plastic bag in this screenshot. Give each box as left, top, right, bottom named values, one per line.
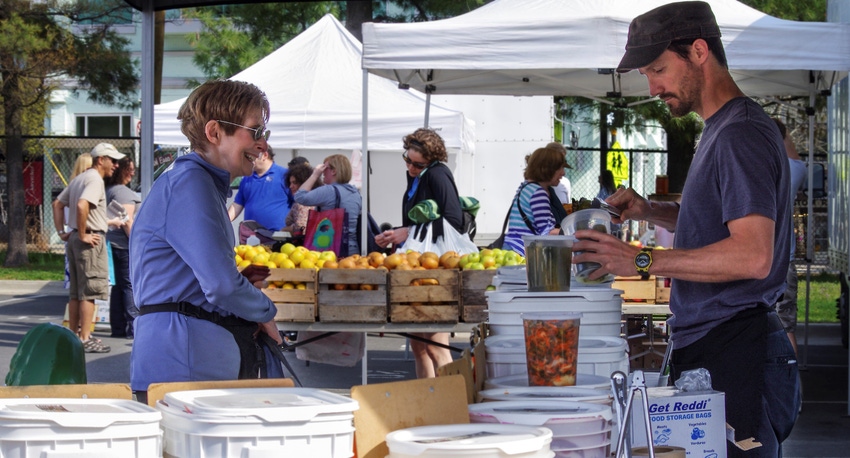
left=294, top=331, right=365, bottom=367
left=401, top=219, right=478, bottom=255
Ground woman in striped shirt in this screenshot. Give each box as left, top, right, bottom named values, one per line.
left=502, top=146, right=568, bottom=256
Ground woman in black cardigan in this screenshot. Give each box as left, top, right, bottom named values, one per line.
left=375, top=128, right=463, bottom=378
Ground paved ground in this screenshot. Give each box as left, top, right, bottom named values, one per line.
left=1, top=280, right=848, bottom=456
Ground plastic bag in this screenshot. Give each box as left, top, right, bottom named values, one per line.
left=294, top=331, right=365, bottom=367
left=674, top=367, right=713, bottom=391
left=401, top=218, right=478, bottom=255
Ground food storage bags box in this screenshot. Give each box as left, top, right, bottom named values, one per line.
left=157, top=387, right=358, bottom=458
left=0, top=397, right=161, bottom=457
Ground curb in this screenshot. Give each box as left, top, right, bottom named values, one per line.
left=1, top=280, right=66, bottom=296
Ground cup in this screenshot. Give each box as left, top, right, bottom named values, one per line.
left=561, top=209, right=612, bottom=283
left=521, top=312, right=582, bottom=386
left=522, top=235, right=573, bottom=292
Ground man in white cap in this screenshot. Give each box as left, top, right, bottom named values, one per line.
left=53, top=142, right=125, bottom=353
left=572, top=2, right=799, bottom=456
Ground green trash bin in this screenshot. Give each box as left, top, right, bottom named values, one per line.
left=5, top=322, right=87, bottom=386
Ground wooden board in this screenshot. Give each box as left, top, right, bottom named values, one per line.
left=0, top=384, right=132, bottom=400
left=318, top=269, right=388, bottom=323
left=460, top=270, right=496, bottom=323
left=146, top=378, right=295, bottom=407
left=389, top=270, right=460, bottom=323
left=351, top=375, right=469, bottom=458
left=263, top=268, right=318, bottom=322
left=613, top=276, right=657, bottom=302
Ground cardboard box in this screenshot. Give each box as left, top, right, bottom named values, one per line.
left=613, top=276, right=657, bottom=302
left=630, top=387, right=727, bottom=458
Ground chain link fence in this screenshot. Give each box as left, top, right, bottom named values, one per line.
left=1, top=136, right=832, bottom=269
left=1, top=136, right=143, bottom=253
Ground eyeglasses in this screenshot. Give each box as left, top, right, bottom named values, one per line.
left=216, top=120, right=271, bottom=141
left=402, top=151, right=428, bottom=169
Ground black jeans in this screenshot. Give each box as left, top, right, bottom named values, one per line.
left=672, top=309, right=800, bottom=457
left=109, top=245, right=139, bottom=337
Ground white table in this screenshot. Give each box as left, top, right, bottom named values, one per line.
left=276, top=322, right=481, bottom=385
left=621, top=302, right=672, bottom=367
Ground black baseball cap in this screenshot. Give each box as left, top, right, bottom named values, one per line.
left=288, top=156, right=310, bottom=167
left=617, top=1, right=721, bottom=73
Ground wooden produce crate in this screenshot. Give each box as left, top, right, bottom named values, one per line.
left=318, top=269, right=388, bottom=323
left=460, top=270, right=497, bottom=323
left=613, top=275, right=657, bottom=302
left=263, top=268, right=318, bottom=322
left=389, top=269, right=460, bottom=323
left=655, top=277, right=671, bottom=304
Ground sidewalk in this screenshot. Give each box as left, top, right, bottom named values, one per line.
left=2, top=280, right=66, bottom=296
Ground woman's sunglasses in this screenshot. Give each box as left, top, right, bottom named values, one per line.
left=402, top=150, right=429, bottom=169
left=216, top=120, right=271, bottom=141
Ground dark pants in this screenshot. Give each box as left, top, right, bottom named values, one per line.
left=672, top=309, right=800, bottom=457
left=109, top=245, right=139, bottom=337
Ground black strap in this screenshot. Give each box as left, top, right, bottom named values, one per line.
left=497, top=182, right=536, bottom=239
left=139, top=302, right=255, bottom=327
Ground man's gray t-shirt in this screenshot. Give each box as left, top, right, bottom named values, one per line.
left=669, top=97, right=791, bottom=349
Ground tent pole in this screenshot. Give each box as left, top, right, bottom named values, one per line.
left=140, top=3, right=155, bottom=200
left=802, top=75, right=817, bottom=369
left=424, top=91, right=431, bottom=128
left=362, top=69, right=370, bottom=258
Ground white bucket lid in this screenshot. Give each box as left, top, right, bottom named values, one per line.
left=486, top=289, right=623, bottom=305
left=484, top=335, right=526, bottom=354
left=578, top=336, right=627, bottom=354
left=160, top=387, right=358, bottom=423
left=469, top=400, right=612, bottom=426
left=0, top=398, right=160, bottom=428
left=486, top=373, right=611, bottom=390
left=478, top=387, right=612, bottom=405
left=386, top=423, right=552, bottom=455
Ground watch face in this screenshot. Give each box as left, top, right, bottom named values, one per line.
left=636, top=252, right=651, bottom=269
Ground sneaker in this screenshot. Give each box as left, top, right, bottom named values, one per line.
left=82, top=337, right=111, bottom=353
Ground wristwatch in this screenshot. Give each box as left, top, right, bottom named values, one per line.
left=634, top=247, right=653, bottom=279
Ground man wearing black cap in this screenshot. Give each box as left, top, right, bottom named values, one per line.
left=572, top=2, right=799, bottom=455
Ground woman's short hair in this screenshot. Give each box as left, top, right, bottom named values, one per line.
left=177, top=80, right=270, bottom=152
left=524, top=147, right=565, bottom=182
left=324, top=154, right=352, bottom=184
left=286, top=164, right=314, bottom=187
left=403, top=128, right=448, bottom=163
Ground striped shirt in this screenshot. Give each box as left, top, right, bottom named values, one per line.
left=502, top=182, right=556, bottom=256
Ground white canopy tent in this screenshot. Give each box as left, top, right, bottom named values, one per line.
left=155, top=14, right=473, bottom=153
left=360, top=0, right=850, bottom=374
left=361, top=0, right=849, bottom=98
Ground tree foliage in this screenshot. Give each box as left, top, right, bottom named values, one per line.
left=0, top=0, right=138, bottom=267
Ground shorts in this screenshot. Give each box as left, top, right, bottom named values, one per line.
left=672, top=309, right=799, bottom=457
left=773, top=263, right=798, bottom=333
left=66, top=231, right=109, bottom=301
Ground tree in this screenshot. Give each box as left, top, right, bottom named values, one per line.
left=187, top=1, right=488, bottom=81
left=1, top=0, right=138, bottom=267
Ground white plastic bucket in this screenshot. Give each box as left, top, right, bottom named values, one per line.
left=157, top=387, right=358, bottom=458
left=0, top=398, right=161, bottom=458
left=385, top=423, right=554, bottom=457
left=477, top=386, right=612, bottom=406
left=577, top=336, right=629, bottom=378
left=485, top=373, right=611, bottom=390
left=468, top=400, right=612, bottom=438
left=484, top=336, right=628, bottom=379
left=486, top=290, right=622, bottom=337
left=485, top=335, right=528, bottom=378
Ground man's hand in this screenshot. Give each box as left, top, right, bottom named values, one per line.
left=606, top=187, right=650, bottom=224
left=572, top=230, right=641, bottom=280
left=240, top=264, right=270, bottom=288
left=80, top=232, right=100, bottom=247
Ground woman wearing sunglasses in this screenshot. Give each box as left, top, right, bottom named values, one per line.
left=375, top=128, right=466, bottom=378
left=129, top=80, right=283, bottom=404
